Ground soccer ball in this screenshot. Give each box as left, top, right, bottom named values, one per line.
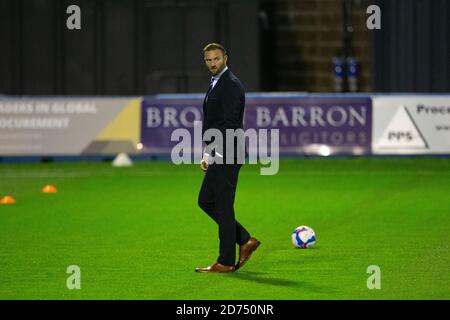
left=292, top=226, right=316, bottom=248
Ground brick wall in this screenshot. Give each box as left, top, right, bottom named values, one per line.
left=274, top=0, right=371, bottom=92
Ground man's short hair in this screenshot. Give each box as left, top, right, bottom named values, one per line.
left=203, top=43, right=227, bottom=56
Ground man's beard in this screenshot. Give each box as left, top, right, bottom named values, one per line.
left=210, top=65, right=223, bottom=75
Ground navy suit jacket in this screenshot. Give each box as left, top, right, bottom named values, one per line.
left=202, top=69, right=246, bottom=163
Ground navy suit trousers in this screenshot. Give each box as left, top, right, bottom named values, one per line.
left=198, top=163, right=251, bottom=266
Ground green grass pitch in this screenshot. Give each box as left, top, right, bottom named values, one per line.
left=0, top=158, right=449, bottom=299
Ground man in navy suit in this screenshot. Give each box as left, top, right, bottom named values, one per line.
left=195, top=43, right=260, bottom=273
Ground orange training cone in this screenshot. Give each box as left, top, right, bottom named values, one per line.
left=42, top=185, right=58, bottom=193
left=0, top=195, right=16, bottom=204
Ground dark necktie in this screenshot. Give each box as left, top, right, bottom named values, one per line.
left=206, top=77, right=215, bottom=98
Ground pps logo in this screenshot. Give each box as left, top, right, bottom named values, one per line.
left=376, top=105, right=428, bottom=150
left=387, top=131, right=414, bottom=142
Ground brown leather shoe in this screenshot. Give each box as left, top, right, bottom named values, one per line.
left=195, top=262, right=235, bottom=273
left=236, top=237, right=261, bottom=270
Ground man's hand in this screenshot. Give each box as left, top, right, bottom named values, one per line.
left=200, top=153, right=209, bottom=172
left=200, top=160, right=208, bottom=172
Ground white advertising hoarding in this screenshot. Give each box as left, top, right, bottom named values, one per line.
left=0, top=97, right=142, bottom=155
left=372, top=96, right=450, bottom=154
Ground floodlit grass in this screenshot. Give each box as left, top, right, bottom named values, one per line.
left=0, top=158, right=449, bottom=299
